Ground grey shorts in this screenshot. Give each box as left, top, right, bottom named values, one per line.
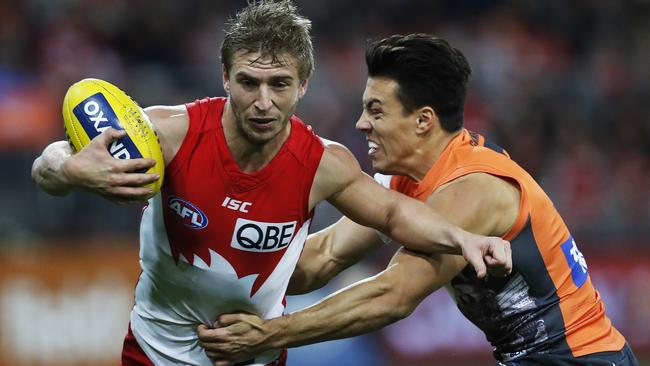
left=498, top=343, right=638, bottom=366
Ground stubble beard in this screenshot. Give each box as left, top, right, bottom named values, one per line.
left=231, top=99, right=297, bottom=146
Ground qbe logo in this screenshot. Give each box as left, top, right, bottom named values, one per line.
left=560, top=235, right=588, bottom=288
left=168, top=196, right=208, bottom=229
left=72, top=92, right=142, bottom=161
left=230, top=218, right=296, bottom=253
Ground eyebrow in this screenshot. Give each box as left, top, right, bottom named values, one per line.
left=364, top=98, right=382, bottom=110
left=235, top=71, right=294, bottom=81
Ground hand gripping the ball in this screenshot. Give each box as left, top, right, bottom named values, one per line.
left=61, top=128, right=160, bottom=204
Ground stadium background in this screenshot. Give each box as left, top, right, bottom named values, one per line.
left=1, top=0, right=649, bottom=365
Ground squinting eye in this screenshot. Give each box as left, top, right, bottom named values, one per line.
left=241, top=79, right=256, bottom=87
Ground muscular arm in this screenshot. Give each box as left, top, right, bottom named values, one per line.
left=198, top=173, right=520, bottom=362
left=273, top=249, right=465, bottom=347
left=309, top=144, right=511, bottom=277
left=31, top=105, right=188, bottom=202
left=287, top=217, right=384, bottom=295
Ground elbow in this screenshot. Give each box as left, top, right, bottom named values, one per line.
left=31, top=158, right=52, bottom=194
left=31, top=157, right=43, bottom=184
left=31, top=157, right=70, bottom=196
left=381, top=197, right=400, bottom=239
left=287, top=267, right=321, bottom=295
left=288, top=256, right=340, bottom=295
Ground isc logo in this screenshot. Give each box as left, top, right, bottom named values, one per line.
left=168, top=196, right=209, bottom=229
left=230, top=218, right=296, bottom=252
left=222, top=197, right=252, bottom=213
left=72, top=93, right=142, bottom=161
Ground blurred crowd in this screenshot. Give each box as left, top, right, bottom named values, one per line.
left=1, top=0, right=649, bottom=244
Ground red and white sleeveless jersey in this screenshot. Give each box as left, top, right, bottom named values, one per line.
left=132, top=97, right=324, bottom=365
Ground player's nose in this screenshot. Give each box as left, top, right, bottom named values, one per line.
left=355, top=113, right=372, bottom=132
left=254, top=86, right=273, bottom=112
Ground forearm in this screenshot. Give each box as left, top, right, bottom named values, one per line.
left=199, top=250, right=455, bottom=362
left=31, top=141, right=74, bottom=196
left=269, top=271, right=409, bottom=349
left=383, top=194, right=464, bottom=255
left=329, top=171, right=466, bottom=256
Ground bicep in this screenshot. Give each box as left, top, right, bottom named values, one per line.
left=143, top=105, right=189, bottom=165
left=329, top=172, right=401, bottom=229
left=310, top=144, right=399, bottom=228
left=426, top=173, right=520, bottom=237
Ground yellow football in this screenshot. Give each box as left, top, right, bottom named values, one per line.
left=62, top=78, right=164, bottom=199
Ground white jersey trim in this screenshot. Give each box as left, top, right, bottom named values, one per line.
left=373, top=173, right=393, bottom=245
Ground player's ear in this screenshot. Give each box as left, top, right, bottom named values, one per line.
left=222, top=64, right=230, bottom=94
left=298, top=79, right=308, bottom=99
left=415, top=107, right=436, bottom=135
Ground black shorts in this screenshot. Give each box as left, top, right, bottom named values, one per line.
left=498, top=343, right=638, bottom=366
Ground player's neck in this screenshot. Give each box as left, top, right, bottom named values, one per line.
left=407, top=129, right=460, bottom=181
left=222, top=105, right=291, bottom=173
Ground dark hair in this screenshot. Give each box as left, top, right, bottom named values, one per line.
left=221, top=0, right=314, bottom=81
left=365, top=34, right=471, bottom=132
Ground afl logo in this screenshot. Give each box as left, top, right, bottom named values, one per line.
left=168, top=196, right=208, bottom=229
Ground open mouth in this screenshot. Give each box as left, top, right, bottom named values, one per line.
left=249, top=117, right=276, bottom=130
left=368, top=140, right=379, bottom=156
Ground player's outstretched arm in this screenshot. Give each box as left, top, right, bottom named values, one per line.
left=288, top=216, right=384, bottom=295
left=309, top=143, right=512, bottom=278
left=199, top=248, right=466, bottom=364
left=32, top=128, right=158, bottom=203
left=198, top=169, right=519, bottom=363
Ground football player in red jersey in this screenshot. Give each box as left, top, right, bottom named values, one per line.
left=199, top=34, right=639, bottom=366
left=31, top=2, right=510, bottom=366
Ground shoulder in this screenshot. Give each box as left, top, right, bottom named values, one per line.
left=318, top=142, right=362, bottom=184
left=284, top=118, right=325, bottom=161
left=430, top=172, right=520, bottom=236
left=434, top=172, right=519, bottom=211
left=144, top=105, right=189, bottom=130
left=439, top=171, right=514, bottom=191
left=144, top=105, right=190, bottom=165
left=144, top=104, right=188, bottom=118
left=309, top=140, right=362, bottom=208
